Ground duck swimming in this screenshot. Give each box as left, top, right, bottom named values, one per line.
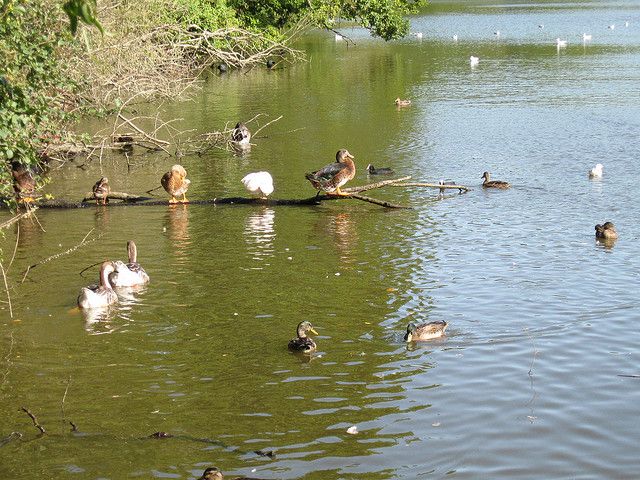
left=241, top=171, right=274, bottom=198
left=395, top=98, right=411, bottom=107
left=589, top=163, right=603, bottom=178
left=161, top=164, right=190, bottom=203
left=305, top=149, right=356, bottom=196
left=92, top=177, right=110, bottom=205
left=366, top=164, right=394, bottom=175
left=595, top=221, right=618, bottom=240
left=404, top=321, right=448, bottom=342
left=288, top=321, right=318, bottom=353
left=198, top=466, right=262, bottom=480
left=231, top=122, right=251, bottom=146
left=109, top=240, right=150, bottom=287
left=77, top=261, right=118, bottom=309
left=481, top=171, right=510, bottom=189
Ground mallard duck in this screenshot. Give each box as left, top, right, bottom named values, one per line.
left=366, top=164, right=394, bottom=175
left=395, top=98, right=411, bottom=107
left=161, top=164, right=190, bottom=203
left=77, top=261, right=118, bottom=309
left=92, top=177, right=110, bottom=205
left=589, top=163, right=603, bottom=178
left=595, top=221, right=618, bottom=240
left=305, top=149, right=356, bottom=196
left=481, top=171, right=510, bottom=189
left=288, top=321, right=318, bottom=353
left=241, top=172, right=274, bottom=198
left=198, top=466, right=262, bottom=480
left=11, top=161, right=37, bottom=203
left=109, top=240, right=150, bottom=287
left=404, top=321, right=448, bottom=342
left=231, top=122, right=251, bottom=146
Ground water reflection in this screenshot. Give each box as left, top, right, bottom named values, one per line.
left=163, top=204, right=191, bottom=263
left=315, top=212, right=358, bottom=263
left=81, top=305, right=119, bottom=334
left=244, top=208, right=275, bottom=263
left=15, top=214, right=44, bottom=249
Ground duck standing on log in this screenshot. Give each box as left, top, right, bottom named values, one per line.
left=305, top=149, right=356, bottom=196
left=241, top=171, right=274, bottom=199
left=161, top=164, right=190, bottom=204
left=92, top=177, right=110, bottom=205
left=11, top=161, right=38, bottom=203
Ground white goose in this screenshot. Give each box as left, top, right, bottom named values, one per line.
left=77, top=261, right=118, bottom=309
left=109, top=241, right=150, bottom=287
left=242, top=171, right=274, bottom=199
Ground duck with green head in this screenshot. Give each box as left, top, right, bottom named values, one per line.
left=288, top=321, right=318, bottom=353
left=404, top=321, right=448, bottom=342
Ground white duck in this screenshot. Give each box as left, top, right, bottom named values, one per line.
left=589, top=163, right=603, bottom=178
left=109, top=240, right=150, bottom=287
left=77, top=261, right=118, bottom=309
left=469, top=55, right=480, bottom=66
left=241, top=171, right=274, bottom=198
left=556, top=38, right=568, bottom=48
left=582, top=33, right=592, bottom=42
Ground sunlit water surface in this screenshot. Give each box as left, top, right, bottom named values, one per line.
left=2, top=1, right=640, bottom=478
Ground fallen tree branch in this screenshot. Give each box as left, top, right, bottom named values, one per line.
left=21, top=407, right=45, bottom=435
left=0, top=207, right=38, bottom=230
left=390, top=182, right=470, bottom=192
left=0, top=263, right=12, bottom=319
left=81, top=191, right=153, bottom=203
left=342, top=176, right=412, bottom=193
left=348, top=193, right=411, bottom=209
left=21, top=229, right=104, bottom=283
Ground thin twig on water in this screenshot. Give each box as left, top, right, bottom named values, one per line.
left=21, top=407, right=46, bottom=434
left=0, top=263, right=12, bottom=319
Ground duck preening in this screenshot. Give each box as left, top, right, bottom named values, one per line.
left=288, top=321, right=318, bottom=353
left=231, top=122, right=251, bottom=146
left=366, top=164, right=394, bottom=175
left=595, top=221, right=618, bottom=240
left=92, top=177, right=110, bottom=205
left=241, top=171, right=274, bottom=198
left=161, top=164, right=190, bottom=203
left=404, top=321, right=448, bottom=342
left=77, top=261, right=118, bottom=309
left=109, top=240, right=150, bottom=287
left=305, top=149, right=356, bottom=196
left=481, top=171, right=510, bottom=189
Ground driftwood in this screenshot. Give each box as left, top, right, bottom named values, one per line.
left=0, top=207, right=38, bottom=230
left=390, top=182, right=470, bottom=192
left=80, top=191, right=153, bottom=203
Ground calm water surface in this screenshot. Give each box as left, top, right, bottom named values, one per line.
left=2, top=1, right=640, bottom=478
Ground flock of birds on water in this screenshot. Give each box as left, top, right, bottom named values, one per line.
left=334, top=19, right=633, bottom=68
left=68, top=118, right=618, bottom=354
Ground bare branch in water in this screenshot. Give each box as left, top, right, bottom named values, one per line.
left=21, top=407, right=46, bottom=435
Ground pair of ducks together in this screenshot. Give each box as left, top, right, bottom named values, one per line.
left=77, top=241, right=149, bottom=309
left=288, top=319, right=448, bottom=353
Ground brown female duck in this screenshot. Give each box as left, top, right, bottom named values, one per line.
left=481, top=171, right=510, bottom=189
left=305, top=149, right=356, bottom=196
left=161, top=164, right=190, bottom=203
left=92, top=177, right=110, bottom=205
left=198, top=466, right=263, bottom=480
left=77, top=261, right=118, bottom=309
left=366, top=164, right=394, bottom=175
left=404, top=321, right=448, bottom=342
left=11, top=161, right=37, bottom=203
left=595, top=221, right=618, bottom=240
left=288, top=321, right=318, bottom=353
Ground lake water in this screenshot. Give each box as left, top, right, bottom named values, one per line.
left=2, top=1, right=640, bottom=478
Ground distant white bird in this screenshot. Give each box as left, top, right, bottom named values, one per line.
left=414, top=32, right=423, bottom=39
left=556, top=38, right=568, bottom=48
left=582, top=33, right=592, bottom=41
left=538, top=24, right=545, bottom=29
left=624, top=21, right=629, bottom=27
left=335, top=33, right=343, bottom=41
left=452, top=34, right=458, bottom=42
left=469, top=55, right=480, bottom=66
left=242, top=172, right=274, bottom=198
left=608, top=24, right=615, bottom=30
left=494, top=30, right=501, bottom=37
left=589, top=164, right=604, bottom=178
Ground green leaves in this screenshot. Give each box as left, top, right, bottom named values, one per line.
left=62, top=0, right=103, bottom=35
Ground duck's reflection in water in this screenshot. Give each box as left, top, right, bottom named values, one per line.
left=316, top=211, right=358, bottom=263
left=81, top=285, right=146, bottom=335
left=244, top=208, right=275, bottom=264
left=81, top=305, right=119, bottom=335
left=15, top=214, right=44, bottom=249
left=163, top=204, right=191, bottom=266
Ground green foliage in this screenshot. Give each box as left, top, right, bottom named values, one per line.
left=0, top=0, right=74, bottom=208
left=172, top=0, right=239, bottom=31
left=62, top=0, right=103, bottom=34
